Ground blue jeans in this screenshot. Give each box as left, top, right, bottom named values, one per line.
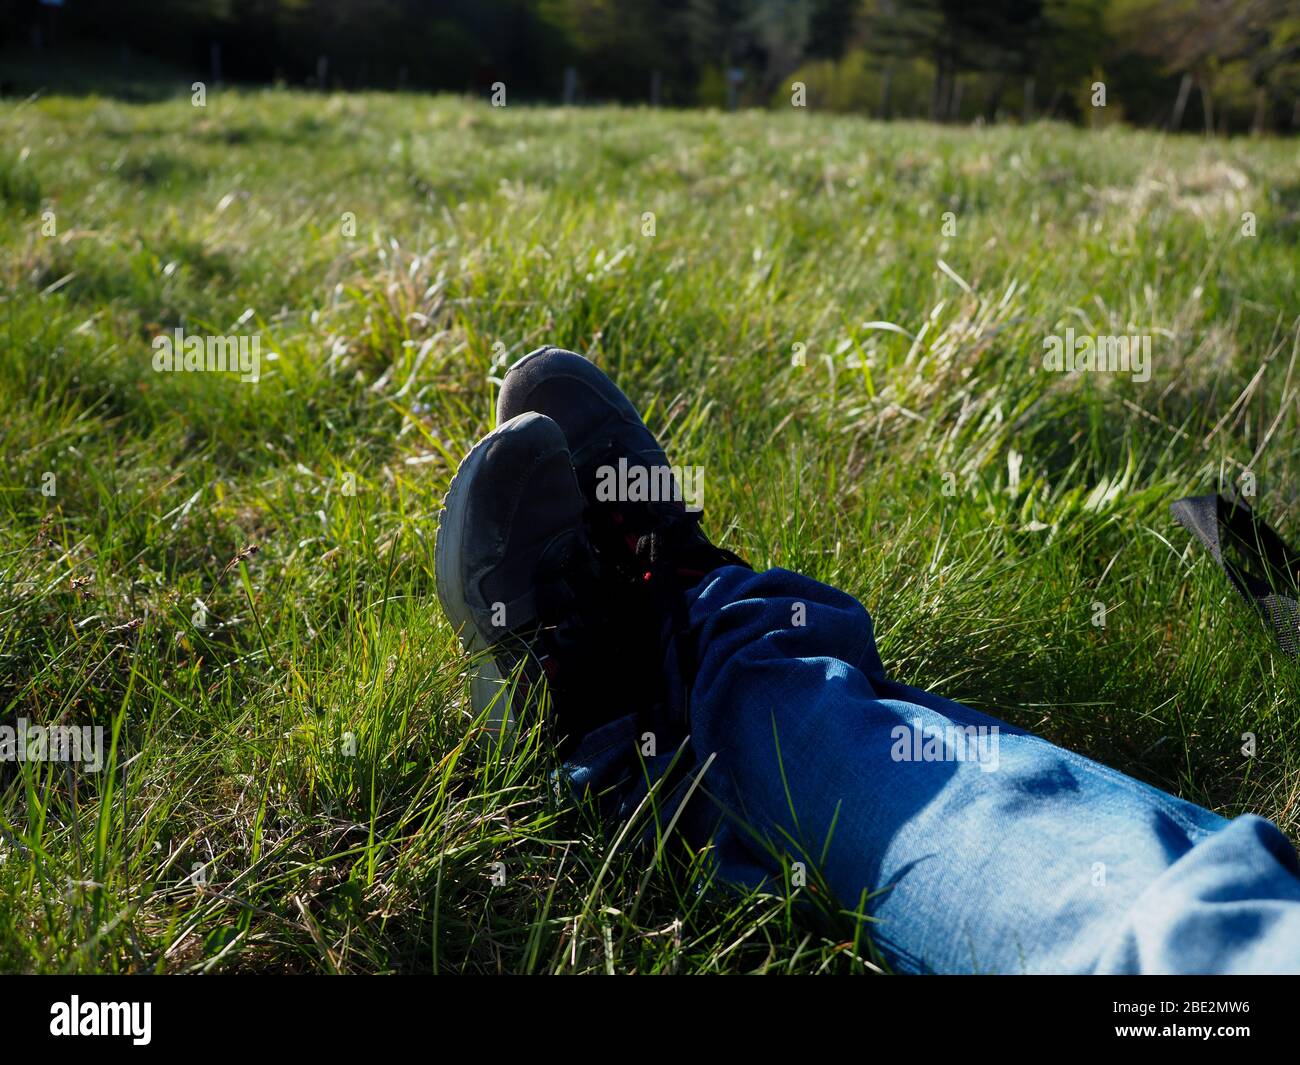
left=565, top=566, right=1300, bottom=973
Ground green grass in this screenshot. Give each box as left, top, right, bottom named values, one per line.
left=1, top=88, right=1299, bottom=973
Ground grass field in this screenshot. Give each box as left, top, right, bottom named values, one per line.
left=1, top=88, right=1299, bottom=974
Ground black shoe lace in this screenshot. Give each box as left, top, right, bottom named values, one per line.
left=633, top=509, right=748, bottom=587
left=633, top=509, right=702, bottom=573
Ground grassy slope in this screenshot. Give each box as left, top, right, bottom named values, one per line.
left=0, top=90, right=1298, bottom=973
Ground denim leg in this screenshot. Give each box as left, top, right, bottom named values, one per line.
left=674, top=565, right=1300, bottom=974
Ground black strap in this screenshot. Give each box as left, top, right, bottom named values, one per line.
left=1170, top=494, right=1300, bottom=654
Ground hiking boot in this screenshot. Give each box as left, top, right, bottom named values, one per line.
left=435, top=411, right=622, bottom=749
left=496, top=347, right=749, bottom=702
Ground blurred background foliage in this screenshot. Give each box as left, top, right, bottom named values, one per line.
left=1, top=0, right=1298, bottom=134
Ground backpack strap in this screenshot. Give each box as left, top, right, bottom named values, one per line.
left=1170, top=494, right=1300, bottom=655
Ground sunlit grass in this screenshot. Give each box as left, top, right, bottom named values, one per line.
left=0, top=88, right=1298, bottom=972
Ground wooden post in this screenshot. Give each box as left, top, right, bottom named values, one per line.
left=1251, top=87, right=1268, bottom=135
left=986, top=73, right=1005, bottom=123
left=1171, top=71, right=1192, bottom=131
left=931, top=56, right=946, bottom=121
left=726, top=68, right=742, bottom=111
left=1198, top=74, right=1214, bottom=135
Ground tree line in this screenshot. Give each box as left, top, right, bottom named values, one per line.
left=2, top=0, right=1298, bottom=133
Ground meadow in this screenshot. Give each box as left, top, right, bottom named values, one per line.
left=1, top=88, right=1298, bottom=973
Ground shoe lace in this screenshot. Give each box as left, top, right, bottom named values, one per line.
left=632, top=509, right=747, bottom=588
left=633, top=509, right=703, bottom=580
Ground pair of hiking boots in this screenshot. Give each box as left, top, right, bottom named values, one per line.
left=435, top=347, right=748, bottom=750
